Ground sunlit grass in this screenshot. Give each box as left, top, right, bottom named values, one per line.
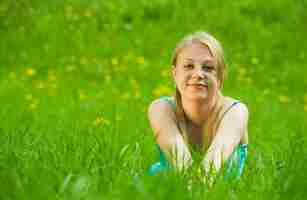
left=0, top=0, right=306, bottom=199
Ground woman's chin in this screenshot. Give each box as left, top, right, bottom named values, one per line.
left=185, top=92, right=208, bottom=101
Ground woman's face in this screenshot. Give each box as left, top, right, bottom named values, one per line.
left=172, top=42, right=219, bottom=101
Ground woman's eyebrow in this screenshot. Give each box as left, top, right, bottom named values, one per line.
left=186, top=58, right=215, bottom=65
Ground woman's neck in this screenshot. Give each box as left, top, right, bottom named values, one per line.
left=181, top=91, right=223, bottom=127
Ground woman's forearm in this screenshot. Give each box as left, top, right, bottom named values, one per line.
left=170, top=134, right=193, bottom=171
left=157, top=132, right=193, bottom=171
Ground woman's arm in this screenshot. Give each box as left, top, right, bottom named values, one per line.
left=148, top=99, right=193, bottom=171
left=202, top=102, right=249, bottom=174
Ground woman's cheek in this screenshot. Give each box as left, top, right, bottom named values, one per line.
left=207, top=76, right=219, bottom=96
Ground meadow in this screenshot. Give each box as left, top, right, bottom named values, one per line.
left=0, top=0, right=307, bottom=199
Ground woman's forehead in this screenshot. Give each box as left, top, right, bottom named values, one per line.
left=177, top=42, right=215, bottom=64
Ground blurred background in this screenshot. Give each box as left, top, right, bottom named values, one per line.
left=0, top=0, right=306, bottom=199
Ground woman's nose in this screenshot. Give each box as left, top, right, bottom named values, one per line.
left=192, top=67, right=206, bottom=79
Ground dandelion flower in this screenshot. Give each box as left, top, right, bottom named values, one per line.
left=134, top=91, right=141, bottom=99
left=48, top=73, right=57, bottom=82
left=78, top=90, right=87, bottom=100
left=93, top=116, right=111, bottom=126
left=93, top=117, right=103, bottom=126
left=120, top=92, right=131, bottom=100
left=238, top=67, right=247, bottom=76
left=28, top=102, right=38, bottom=110
left=160, top=69, right=169, bottom=77
left=111, top=58, right=119, bottom=66
left=153, top=85, right=172, bottom=97
left=80, top=57, right=89, bottom=65
left=25, top=68, right=36, bottom=76
left=25, top=94, right=33, bottom=101
left=136, top=56, right=145, bottom=65
left=278, top=95, right=291, bottom=103
left=84, top=8, right=93, bottom=17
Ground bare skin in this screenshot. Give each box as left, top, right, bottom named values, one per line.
left=148, top=42, right=249, bottom=174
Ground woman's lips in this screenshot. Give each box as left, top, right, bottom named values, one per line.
left=188, top=84, right=208, bottom=89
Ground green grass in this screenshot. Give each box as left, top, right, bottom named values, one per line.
left=0, top=0, right=307, bottom=199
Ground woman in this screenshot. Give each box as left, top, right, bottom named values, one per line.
left=147, top=31, right=249, bottom=180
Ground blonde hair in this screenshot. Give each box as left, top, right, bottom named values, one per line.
left=171, top=31, right=227, bottom=152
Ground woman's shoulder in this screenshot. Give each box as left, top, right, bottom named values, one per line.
left=148, top=96, right=176, bottom=116
left=152, top=96, right=176, bottom=110
left=221, top=96, right=249, bottom=116
left=147, top=96, right=178, bottom=132
left=223, top=96, right=247, bottom=106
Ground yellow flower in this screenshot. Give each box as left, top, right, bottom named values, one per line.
left=134, top=91, right=141, bottom=100
left=48, top=73, right=57, bottom=82
left=25, top=94, right=33, bottom=101
left=93, top=117, right=102, bottom=126
left=238, top=67, right=247, bottom=76
left=78, top=90, right=88, bottom=100
left=93, top=116, right=111, bottom=126
left=120, top=92, right=131, bottom=100
left=25, top=68, right=36, bottom=76
left=111, top=58, right=119, bottom=66
left=160, top=69, right=170, bottom=77
left=136, top=56, right=145, bottom=65
left=80, top=57, right=89, bottom=65
left=78, top=90, right=87, bottom=100
left=278, top=95, right=291, bottom=103
left=84, top=8, right=93, bottom=17
left=28, top=99, right=39, bottom=110
left=153, top=84, right=172, bottom=97
left=304, top=104, right=307, bottom=112
left=130, top=79, right=140, bottom=89
left=29, top=103, right=38, bottom=110
left=65, top=6, right=74, bottom=19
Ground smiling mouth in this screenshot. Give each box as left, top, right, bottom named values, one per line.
left=188, top=84, right=208, bottom=89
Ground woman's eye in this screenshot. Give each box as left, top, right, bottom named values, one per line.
left=203, top=65, right=215, bottom=72
left=184, top=64, right=193, bottom=69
